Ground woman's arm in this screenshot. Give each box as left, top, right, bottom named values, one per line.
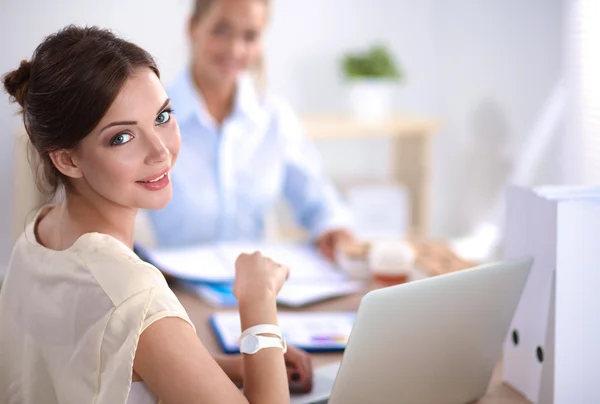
left=134, top=304, right=287, bottom=404
left=238, top=296, right=289, bottom=404
left=134, top=317, right=248, bottom=403
left=276, top=102, right=353, bottom=250
left=214, top=354, right=244, bottom=384
left=134, top=252, right=290, bottom=404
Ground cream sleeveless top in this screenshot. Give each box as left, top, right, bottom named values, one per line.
left=0, top=208, right=195, bottom=404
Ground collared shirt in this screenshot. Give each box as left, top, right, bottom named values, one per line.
left=146, top=71, right=350, bottom=247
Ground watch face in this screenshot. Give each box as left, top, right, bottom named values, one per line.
left=241, top=334, right=260, bottom=354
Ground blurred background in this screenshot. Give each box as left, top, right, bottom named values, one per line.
left=1, top=0, right=597, bottom=277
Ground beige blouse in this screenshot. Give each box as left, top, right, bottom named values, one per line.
left=0, top=208, right=195, bottom=404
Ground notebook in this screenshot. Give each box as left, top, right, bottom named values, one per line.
left=211, top=312, right=356, bottom=354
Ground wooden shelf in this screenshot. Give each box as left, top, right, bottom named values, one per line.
left=301, top=113, right=441, bottom=140
left=299, top=113, right=441, bottom=238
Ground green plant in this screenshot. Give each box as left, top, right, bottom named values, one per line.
left=342, top=44, right=403, bottom=81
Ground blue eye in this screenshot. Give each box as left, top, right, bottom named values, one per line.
left=110, top=133, right=134, bottom=146
left=156, top=110, right=172, bottom=125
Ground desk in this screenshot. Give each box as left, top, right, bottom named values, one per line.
left=174, top=286, right=531, bottom=404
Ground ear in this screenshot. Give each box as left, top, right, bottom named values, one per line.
left=48, top=149, right=83, bottom=179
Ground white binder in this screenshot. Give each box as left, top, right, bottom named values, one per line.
left=503, top=186, right=556, bottom=403
left=503, top=186, right=600, bottom=403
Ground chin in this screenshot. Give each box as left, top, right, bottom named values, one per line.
left=137, top=188, right=173, bottom=211
left=211, top=69, right=238, bottom=86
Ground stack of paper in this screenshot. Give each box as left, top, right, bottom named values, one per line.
left=141, top=243, right=365, bottom=307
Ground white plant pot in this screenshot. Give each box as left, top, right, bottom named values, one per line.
left=347, top=79, right=396, bottom=122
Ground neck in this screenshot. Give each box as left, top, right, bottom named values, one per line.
left=57, top=191, right=138, bottom=249
left=192, top=66, right=236, bottom=124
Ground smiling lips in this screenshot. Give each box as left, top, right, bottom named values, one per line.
left=136, top=170, right=170, bottom=191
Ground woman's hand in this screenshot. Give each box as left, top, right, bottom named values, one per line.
left=233, top=252, right=289, bottom=304
left=285, top=345, right=314, bottom=394
left=214, top=345, right=314, bottom=394
left=317, top=229, right=355, bottom=262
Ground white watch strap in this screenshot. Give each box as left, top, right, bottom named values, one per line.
left=241, top=335, right=288, bottom=355
left=256, top=335, right=286, bottom=352
left=241, top=324, right=282, bottom=339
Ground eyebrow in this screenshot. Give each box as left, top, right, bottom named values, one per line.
left=156, top=98, right=171, bottom=115
left=99, top=98, right=171, bottom=134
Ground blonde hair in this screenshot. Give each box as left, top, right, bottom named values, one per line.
left=191, top=0, right=269, bottom=90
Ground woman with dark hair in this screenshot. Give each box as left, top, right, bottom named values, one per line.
left=0, top=25, right=293, bottom=404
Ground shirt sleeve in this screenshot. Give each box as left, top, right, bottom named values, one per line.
left=96, top=285, right=195, bottom=404
left=140, top=283, right=196, bottom=334
left=276, top=101, right=353, bottom=239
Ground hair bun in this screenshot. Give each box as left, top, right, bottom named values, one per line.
left=3, top=59, right=32, bottom=107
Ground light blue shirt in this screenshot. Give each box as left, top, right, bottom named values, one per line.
left=146, top=71, right=350, bottom=247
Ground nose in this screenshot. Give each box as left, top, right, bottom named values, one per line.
left=226, top=36, right=246, bottom=60
left=144, top=129, right=169, bottom=166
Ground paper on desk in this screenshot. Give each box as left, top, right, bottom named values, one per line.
left=277, top=281, right=364, bottom=307
left=145, top=244, right=233, bottom=283
left=145, top=243, right=358, bottom=299
left=218, top=243, right=348, bottom=282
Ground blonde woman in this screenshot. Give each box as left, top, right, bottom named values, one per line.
left=147, top=0, right=355, bottom=260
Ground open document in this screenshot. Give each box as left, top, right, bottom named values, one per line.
left=142, top=243, right=365, bottom=307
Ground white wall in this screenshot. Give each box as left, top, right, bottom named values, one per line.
left=430, top=0, right=564, bottom=236
left=265, top=0, right=436, bottom=185
left=265, top=0, right=563, bottom=237
left=0, top=0, right=563, bottom=274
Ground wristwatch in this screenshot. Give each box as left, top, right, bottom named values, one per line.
left=240, top=334, right=287, bottom=354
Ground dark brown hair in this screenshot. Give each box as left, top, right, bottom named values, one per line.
left=2, top=25, right=159, bottom=198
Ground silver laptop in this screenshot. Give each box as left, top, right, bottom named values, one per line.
left=292, top=258, right=532, bottom=404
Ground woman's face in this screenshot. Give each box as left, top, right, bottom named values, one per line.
left=68, top=68, right=181, bottom=211
left=189, top=0, right=267, bottom=87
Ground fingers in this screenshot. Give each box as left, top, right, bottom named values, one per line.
left=318, top=230, right=356, bottom=262
left=285, top=347, right=314, bottom=394
left=303, top=352, right=313, bottom=391
left=234, top=251, right=255, bottom=268
left=298, top=350, right=313, bottom=392
left=281, top=263, right=290, bottom=281
left=287, top=362, right=310, bottom=394
left=318, top=237, right=335, bottom=262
